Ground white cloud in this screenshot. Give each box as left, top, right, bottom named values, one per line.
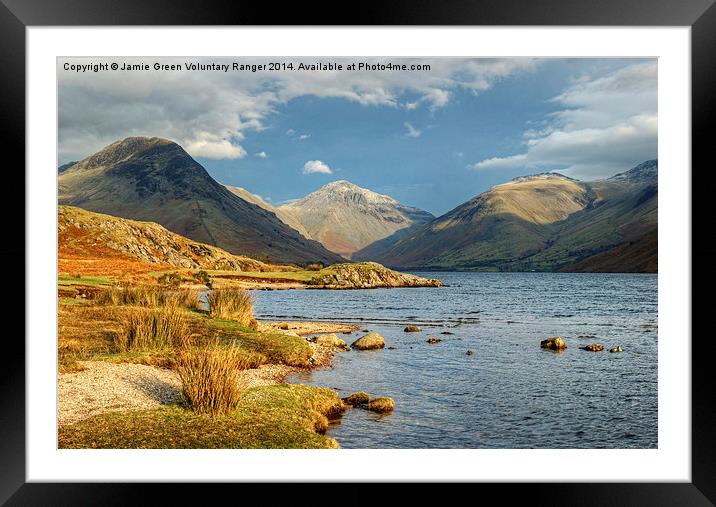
left=58, top=57, right=538, bottom=161
left=297, top=134, right=311, bottom=140
left=255, top=151, right=268, bottom=158
left=184, top=135, right=247, bottom=159
left=470, top=61, right=657, bottom=179
left=302, top=160, right=333, bottom=175
left=404, top=122, right=421, bottom=138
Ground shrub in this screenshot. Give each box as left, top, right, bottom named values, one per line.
left=193, top=270, right=212, bottom=286
left=207, top=288, right=256, bottom=328
left=114, top=306, right=191, bottom=352
left=177, top=340, right=247, bottom=417
left=305, top=263, right=324, bottom=271
left=158, top=272, right=182, bottom=289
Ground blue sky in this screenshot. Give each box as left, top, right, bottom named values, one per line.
left=58, top=57, right=657, bottom=216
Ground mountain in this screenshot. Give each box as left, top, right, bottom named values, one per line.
left=58, top=161, right=78, bottom=173
left=58, top=137, right=344, bottom=266
left=368, top=161, right=657, bottom=272
left=58, top=205, right=282, bottom=275
left=275, top=180, right=434, bottom=259
left=224, top=185, right=311, bottom=239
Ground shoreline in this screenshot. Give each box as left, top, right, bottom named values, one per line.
left=58, top=320, right=358, bottom=428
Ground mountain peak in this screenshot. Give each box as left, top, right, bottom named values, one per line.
left=502, top=172, right=575, bottom=185
left=277, top=180, right=433, bottom=258
left=609, top=160, right=657, bottom=183
left=296, top=180, right=398, bottom=207
left=75, top=136, right=180, bottom=171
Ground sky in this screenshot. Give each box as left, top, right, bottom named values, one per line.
left=58, top=57, right=657, bottom=216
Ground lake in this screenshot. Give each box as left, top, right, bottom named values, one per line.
left=253, top=272, right=658, bottom=449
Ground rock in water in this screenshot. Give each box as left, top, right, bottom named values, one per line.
left=404, top=325, right=421, bottom=332
left=540, top=337, right=567, bottom=350
left=580, top=344, right=605, bottom=352
left=466, top=350, right=474, bottom=356
left=609, top=345, right=623, bottom=353
left=365, top=397, right=395, bottom=413
left=351, top=332, right=385, bottom=350
left=314, top=333, right=350, bottom=351
left=426, top=337, right=442, bottom=344
left=342, top=391, right=370, bottom=407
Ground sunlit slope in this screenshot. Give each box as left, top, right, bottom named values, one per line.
left=370, top=161, right=657, bottom=272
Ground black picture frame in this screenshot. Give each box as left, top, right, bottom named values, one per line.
left=3, top=0, right=714, bottom=504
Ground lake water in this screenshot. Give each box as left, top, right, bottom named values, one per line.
left=252, top=272, right=657, bottom=449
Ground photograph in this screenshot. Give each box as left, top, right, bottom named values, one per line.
left=55, top=56, right=658, bottom=450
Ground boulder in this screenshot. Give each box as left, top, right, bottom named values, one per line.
left=314, top=333, right=350, bottom=351
left=609, top=345, right=623, bottom=353
left=540, top=337, right=567, bottom=351
left=351, top=332, right=385, bottom=350
left=466, top=350, right=474, bottom=356
left=365, top=397, right=395, bottom=413
left=426, top=337, right=442, bottom=344
left=440, top=331, right=455, bottom=335
left=404, top=325, right=421, bottom=332
left=342, top=391, right=370, bottom=407
left=581, top=344, right=605, bottom=352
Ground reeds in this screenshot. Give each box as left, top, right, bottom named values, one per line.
left=206, top=288, right=256, bottom=328
left=177, top=339, right=248, bottom=417
left=114, top=306, right=191, bottom=352
left=95, top=286, right=199, bottom=309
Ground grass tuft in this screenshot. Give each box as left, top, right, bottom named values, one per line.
left=207, top=288, right=257, bottom=328
left=114, top=306, right=191, bottom=352
left=177, top=340, right=248, bottom=417
left=95, top=286, right=200, bottom=309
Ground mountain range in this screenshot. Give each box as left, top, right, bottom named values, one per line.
left=58, top=137, right=343, bottom=266
left=363, top=161, right=657, bottom=272
left=58, top=137, right=657, bottom=272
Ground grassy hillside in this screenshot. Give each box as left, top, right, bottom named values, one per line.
left=59, top=205, right=289, bottom=276
left=368, top=163, right=657, bottom=273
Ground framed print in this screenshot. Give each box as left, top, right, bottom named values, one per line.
left=5, top=0, right=715, bottom=503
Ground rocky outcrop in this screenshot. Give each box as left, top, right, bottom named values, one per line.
left=404, top=325, right=421, bottom=332
left=365, top=397, right=395, bottom=413
left=540, top=337, right=567, bottom=351
left=581, top=344, right=605, bottom=352
left=312, top=334, right=350, bottom=351
left=308, top=262, right=442, bottom=289
left=58, top=205, right=280, bottom=272
left=342, top=392, right=370, bottom=407
left=609, top=345, right=623, bottom=353
left=351, top=332, right=385, bottom=350
left=426, top=337, right=442, bottom=344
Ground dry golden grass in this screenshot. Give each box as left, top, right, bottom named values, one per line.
left=177, top=340, right=248, bottom=417
left=95, top=286, right=200, bottom=309
left=115, top=306, right=192, bottom=353
left=207, top=288, right=256, bottom=328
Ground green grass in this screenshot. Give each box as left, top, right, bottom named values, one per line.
left=58, top=274, right=113, bottom=287
left=208, top=317, right=312, bottom=367
left=58, top=384, right=344, bottom=448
